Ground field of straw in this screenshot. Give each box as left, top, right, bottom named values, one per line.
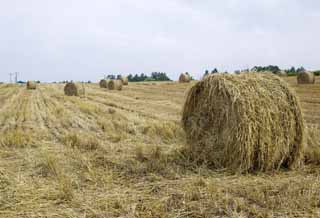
left=0, top=76, right=320, bottom=217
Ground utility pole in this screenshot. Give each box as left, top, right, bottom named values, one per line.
left=9, top=73, right=14, bottom=83
left=14, top=72, right=19, bottom=83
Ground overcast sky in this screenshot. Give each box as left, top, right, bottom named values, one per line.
left=0, top=0, right=319, bottom=82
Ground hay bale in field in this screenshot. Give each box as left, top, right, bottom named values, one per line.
left=26, top=81, right=37, bottom=90
left=120, top=76, right=128, bottom=85
left=182, top=73, right=304, bottom=173
left=179, top=73, right=191, bottom=83
left=64, top=82, right=85, bottom=96
left=99, top=79, right=108, bottom=88
left=277, top=71, right=287, bottom=77
left=297, top=72, right=315, bottom=84
left=107, top=80, right=123, bottom=90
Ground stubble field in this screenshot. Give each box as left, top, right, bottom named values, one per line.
left=0, top=76, right=320, bottom=218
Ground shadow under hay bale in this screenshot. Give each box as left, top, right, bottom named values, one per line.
left=108, top=80, right=123, bottom=90
left=64, top=82, right=85, bottom=96
left=26, top=81, right=37, bottom=90
left=120, top=76, right=128, bottom=85
left=297, top=72, right=315, bottom=84
left=182, top=73, right=304, bottom=173
left=179, top=73, right=191, bottom=83
left=99, top=79, right=108, bottom=88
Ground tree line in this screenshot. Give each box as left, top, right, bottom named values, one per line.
left=105, top=72, right=171, bottom=82
left=203, top=65, right=318, bottom=78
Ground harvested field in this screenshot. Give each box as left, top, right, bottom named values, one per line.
left=0, top=76, right=320, bottom=217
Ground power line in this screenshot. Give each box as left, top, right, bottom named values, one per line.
left=15, top=72, right=19, bottom=83
left=9, top=73, right=13, bottom=83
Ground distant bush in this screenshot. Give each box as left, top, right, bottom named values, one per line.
left=287, top=72, right=297, bottom=77
left=314, top=71, right=320, bottom=76
left=144, top=77, right=156, bottom=82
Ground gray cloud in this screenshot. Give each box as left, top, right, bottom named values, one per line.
left=0, top=0, right=319, bottom=81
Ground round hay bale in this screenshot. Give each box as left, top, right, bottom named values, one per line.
left=297, top=72, right=315, bottom=84
left=26, top=81, right=37, bottom=90
left=277, top=71, right=287, bottom=77
left=107, top=80, right=123, bottom=90
left=179, top=73, right=191, bottom=83
left=64, top=82, right=85, bottom=96
left=99, top=79, right=108, bottom=88
left=182, top=73, right=304, bottom=173
left=120, top=76, right=128, bottom=85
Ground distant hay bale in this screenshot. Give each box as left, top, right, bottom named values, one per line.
left=26, top=81, right=37, bottom=90
left=107, top=80, right=123, bottom=90
left=278, top=71, right=287, bottom=77
left=120, top=76, right=128, bottom=85
left=182, top=73, right=304, bottom=173
left=99, top=79, right=108, bottom=88
left=64, top=82, right=85, bottom=96
left=179, top=73, right=191, bottom=83
left=297, top=72, right=315, bottom=84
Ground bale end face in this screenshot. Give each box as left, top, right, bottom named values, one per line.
left=107, top=80, right=123, bottom=90
left=179, top=73, right=191, bottom=83
left=182, top=73, right=304, bottom=173
left=99, top=79, right=108, bottom=88
left=26, top=81, right=37, bottom=90
left=64, top=82, right=85, bottom=96
left=297, top=72, right=315, bottom=84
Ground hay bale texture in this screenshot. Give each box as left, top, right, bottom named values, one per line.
left=26, top=81, right=37, bottom=90
left=99, top=79, right=108, bottom=88
left=182, top=73, right=304, bottom=173
left=107, top=80, right=123, bottom=90
left=64, top=82, right=85, bottom=96
left=297, top=72, right=315, bottom=84
left=179, top=73, right=191, bottom=83
left=27, top=81, right=37, bottom=90
left=120, top=76, right=128, bottom=85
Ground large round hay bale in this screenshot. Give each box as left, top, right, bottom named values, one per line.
left=179, top=73, right=191, bottom=83
left=297, top=72, right=315, bottom=84
left=107, top=80, right=123, bottom=90
left=64, top=82, right=85, bottom=96
left=26, top=81, right=37, bottom=90
left=182, top=73, right=304, bottom=173
left=99, top=79, right=108, bottom=88
left=120, top=76, right=128, bottom=85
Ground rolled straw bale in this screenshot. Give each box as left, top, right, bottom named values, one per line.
left=99, top=79, right=108, bottom=88
left=26, top=81, right=37, bottom=90
left=277, top=71, right=287, bottom=77
left=297, top=72, right=315, bottom=84
left=179, top=73, right=191, bottom=83
left=182, top=73, right=304, bottom=173
left=64, top=82, right=85, bottom=96
left=120, top=76, right=128, bottom=85
left=107, top=80, right=123, bottom=90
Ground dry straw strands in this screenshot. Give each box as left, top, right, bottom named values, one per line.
left=179, top=73, right=191, bottom=83
left=99, top=79, right=108, bottom=88
left=120, top=76, right=128, bottom=85
left=64, top=82, right=85, bottom=96
left=108, top=80, right=123, bottom=90
left=182, top=73, right=304, bottom=173
left=26, top=81, right=37, bottom=90
left=297, top=72, right=315, bottom=84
